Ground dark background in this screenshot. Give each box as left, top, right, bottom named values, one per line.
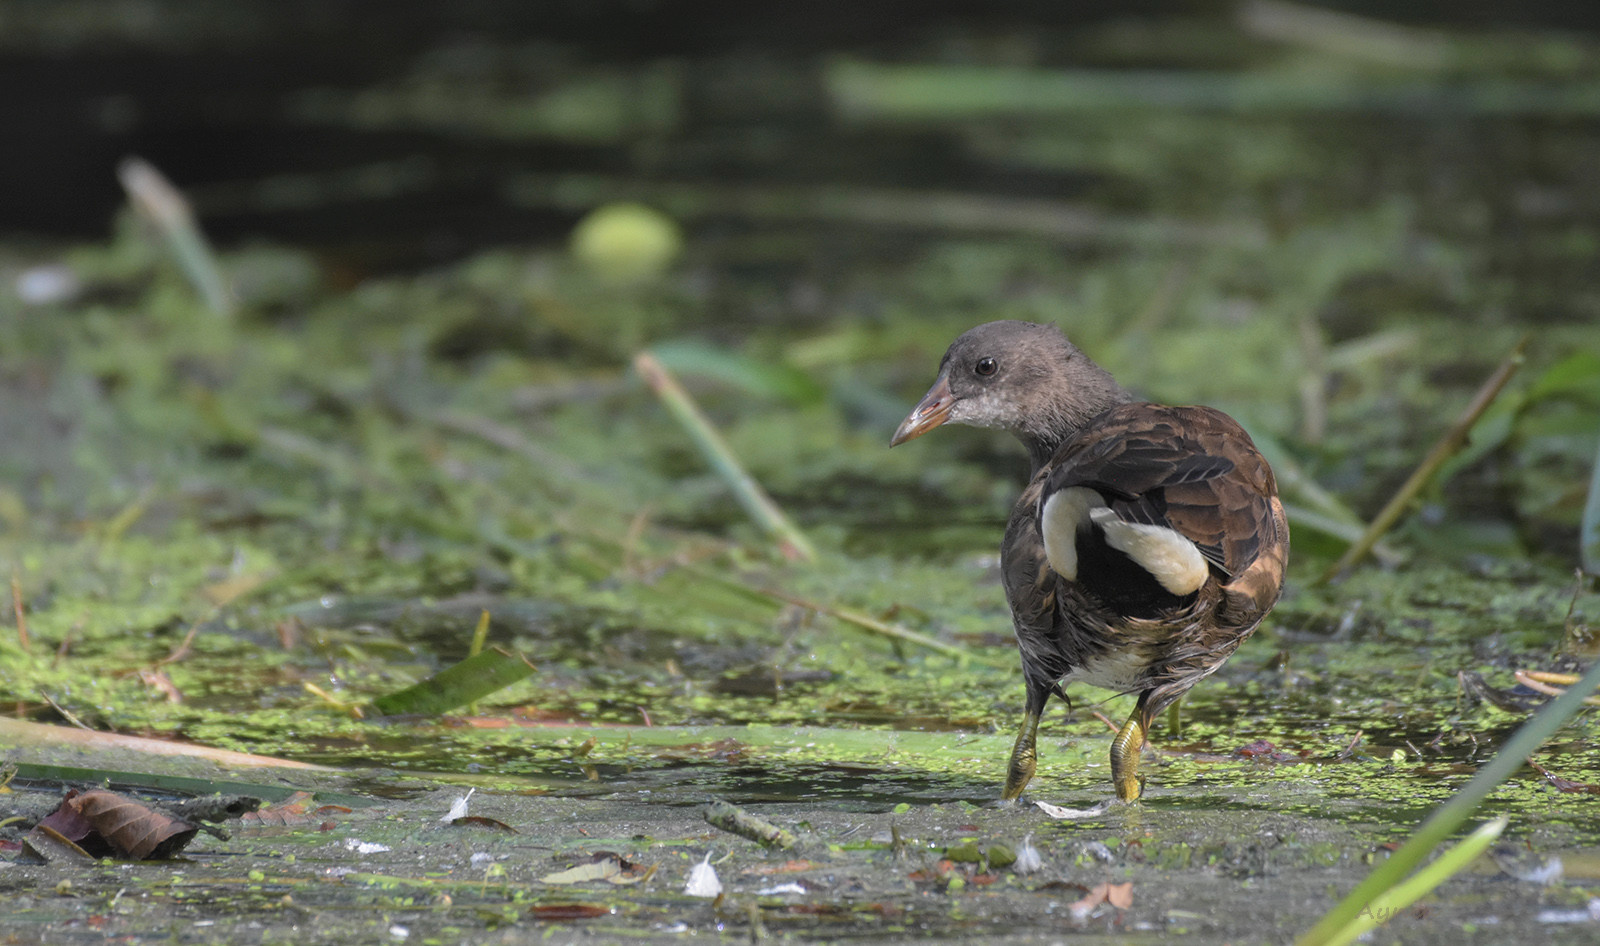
left=6, top=0, right=1599, bottom=268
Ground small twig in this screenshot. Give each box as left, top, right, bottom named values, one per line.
left=10, top=570, right=29, bottom=651
left=157, top=616, right=206, bottom=667
left=1514, top=669, right=1600, bottom=707
left=1333, top=729, right=1364, bottom=762
left=40, top=693, right=95, bottom=731
left=1321, top=336, right=1528, bottom=583
left=756, top=587, right=1010, bottom=669
left=634, top=351, right=816, bottom=563
left=303, top=682, right=366, bottom=719
left=1520, top=669, right=1581, bottom=686
left=704, top=800, right=798, bottom=850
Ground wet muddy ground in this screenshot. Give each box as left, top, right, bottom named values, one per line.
left=4, top=727, right=1600, bottom=945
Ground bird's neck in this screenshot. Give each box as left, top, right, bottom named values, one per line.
left=1022, top=434, right=1064, bottom=474
left=1016, top=363, right=1136, bottom=473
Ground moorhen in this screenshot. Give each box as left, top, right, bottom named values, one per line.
left=891, top=321, right=1288, bottom=801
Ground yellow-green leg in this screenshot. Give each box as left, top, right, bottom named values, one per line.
left=1001, top=706, right=1042, bottom=802
left=1109, top=701, right=1152, bottom=802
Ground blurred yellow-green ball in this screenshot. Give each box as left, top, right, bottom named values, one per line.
left=569, top=202, right=682, bottom=282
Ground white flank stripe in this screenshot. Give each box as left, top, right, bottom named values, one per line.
left=1040, top=486, right=1101, bottom=580
left=1089, top=507, right=1208, bottom=595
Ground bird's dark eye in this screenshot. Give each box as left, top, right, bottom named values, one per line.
left=975, top=357, right=998, bottom=377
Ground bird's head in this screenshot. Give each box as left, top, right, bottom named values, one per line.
left=891, top=321, right=1129, bottom=465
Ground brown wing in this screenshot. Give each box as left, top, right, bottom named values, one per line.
left=1042, top=403, right=1285, bottom=616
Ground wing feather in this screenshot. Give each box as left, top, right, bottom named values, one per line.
left=1041, top=404, right=1279, bottom=585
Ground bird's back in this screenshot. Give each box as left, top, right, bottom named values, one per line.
left=1001, top=403, right=1288, bottom=710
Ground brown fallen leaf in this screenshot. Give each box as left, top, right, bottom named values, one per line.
left=20, top=824, right=96, bottom=865
left=34, top=791, right=95, bottom=844
left=241, top=791, right=318, bottom=826
left=36, top=789, right=198, bottom=860
left=1068, top=881, right=1133, bottom=920
left=540, top=852, right=654, bottom=886
left=449, top=816, right=517, bottom=832
left=1233, top=740, right=1298, bottom=762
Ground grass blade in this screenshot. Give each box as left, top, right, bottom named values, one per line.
left=117, top=156, right=233, bottom=317
left=1314, top=816, right=1506, bottom=946
left=634, top=351, right=816, bottom=562
left=1297, top=655, right=1600, bottom=945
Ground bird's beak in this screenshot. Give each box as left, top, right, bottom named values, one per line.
left=891, top=374, right=956, bottom=446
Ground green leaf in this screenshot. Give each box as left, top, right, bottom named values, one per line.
left=1525, top=351, right=1600, bottom=405
left=370, top=647, right=537, bottom=717
left=1315, top=816, right=1507, bottom=946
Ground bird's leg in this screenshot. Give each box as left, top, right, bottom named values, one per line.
left=1001, top=681, right=1052, bottom=802
left=1110, top=696, right=1153, bottom=802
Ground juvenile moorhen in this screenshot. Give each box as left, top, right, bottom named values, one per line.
left=892, top=321, right=1288, bottom=801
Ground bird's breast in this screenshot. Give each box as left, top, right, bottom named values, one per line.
left=1061, top=644, right=1156, bottom=692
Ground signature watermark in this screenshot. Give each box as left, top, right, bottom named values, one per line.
left=1357, top=903, right=1432, bottom=923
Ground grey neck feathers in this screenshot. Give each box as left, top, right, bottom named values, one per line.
left=1016, top=359, right=1135, bottom=472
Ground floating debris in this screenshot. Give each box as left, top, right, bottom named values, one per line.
left=1537, top=898, right=1600, bottom=924
left=441, top=788, right=475, bottom=822
left=344, top=838, right=391, bottom=855
left=1035, top=799, right=1114, bottom=820
left=1068, top=881, right=1133, bottom=921
left=685, top=851, right=723, bottom=898
left=1013, top=833, right=1043, bottom=874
